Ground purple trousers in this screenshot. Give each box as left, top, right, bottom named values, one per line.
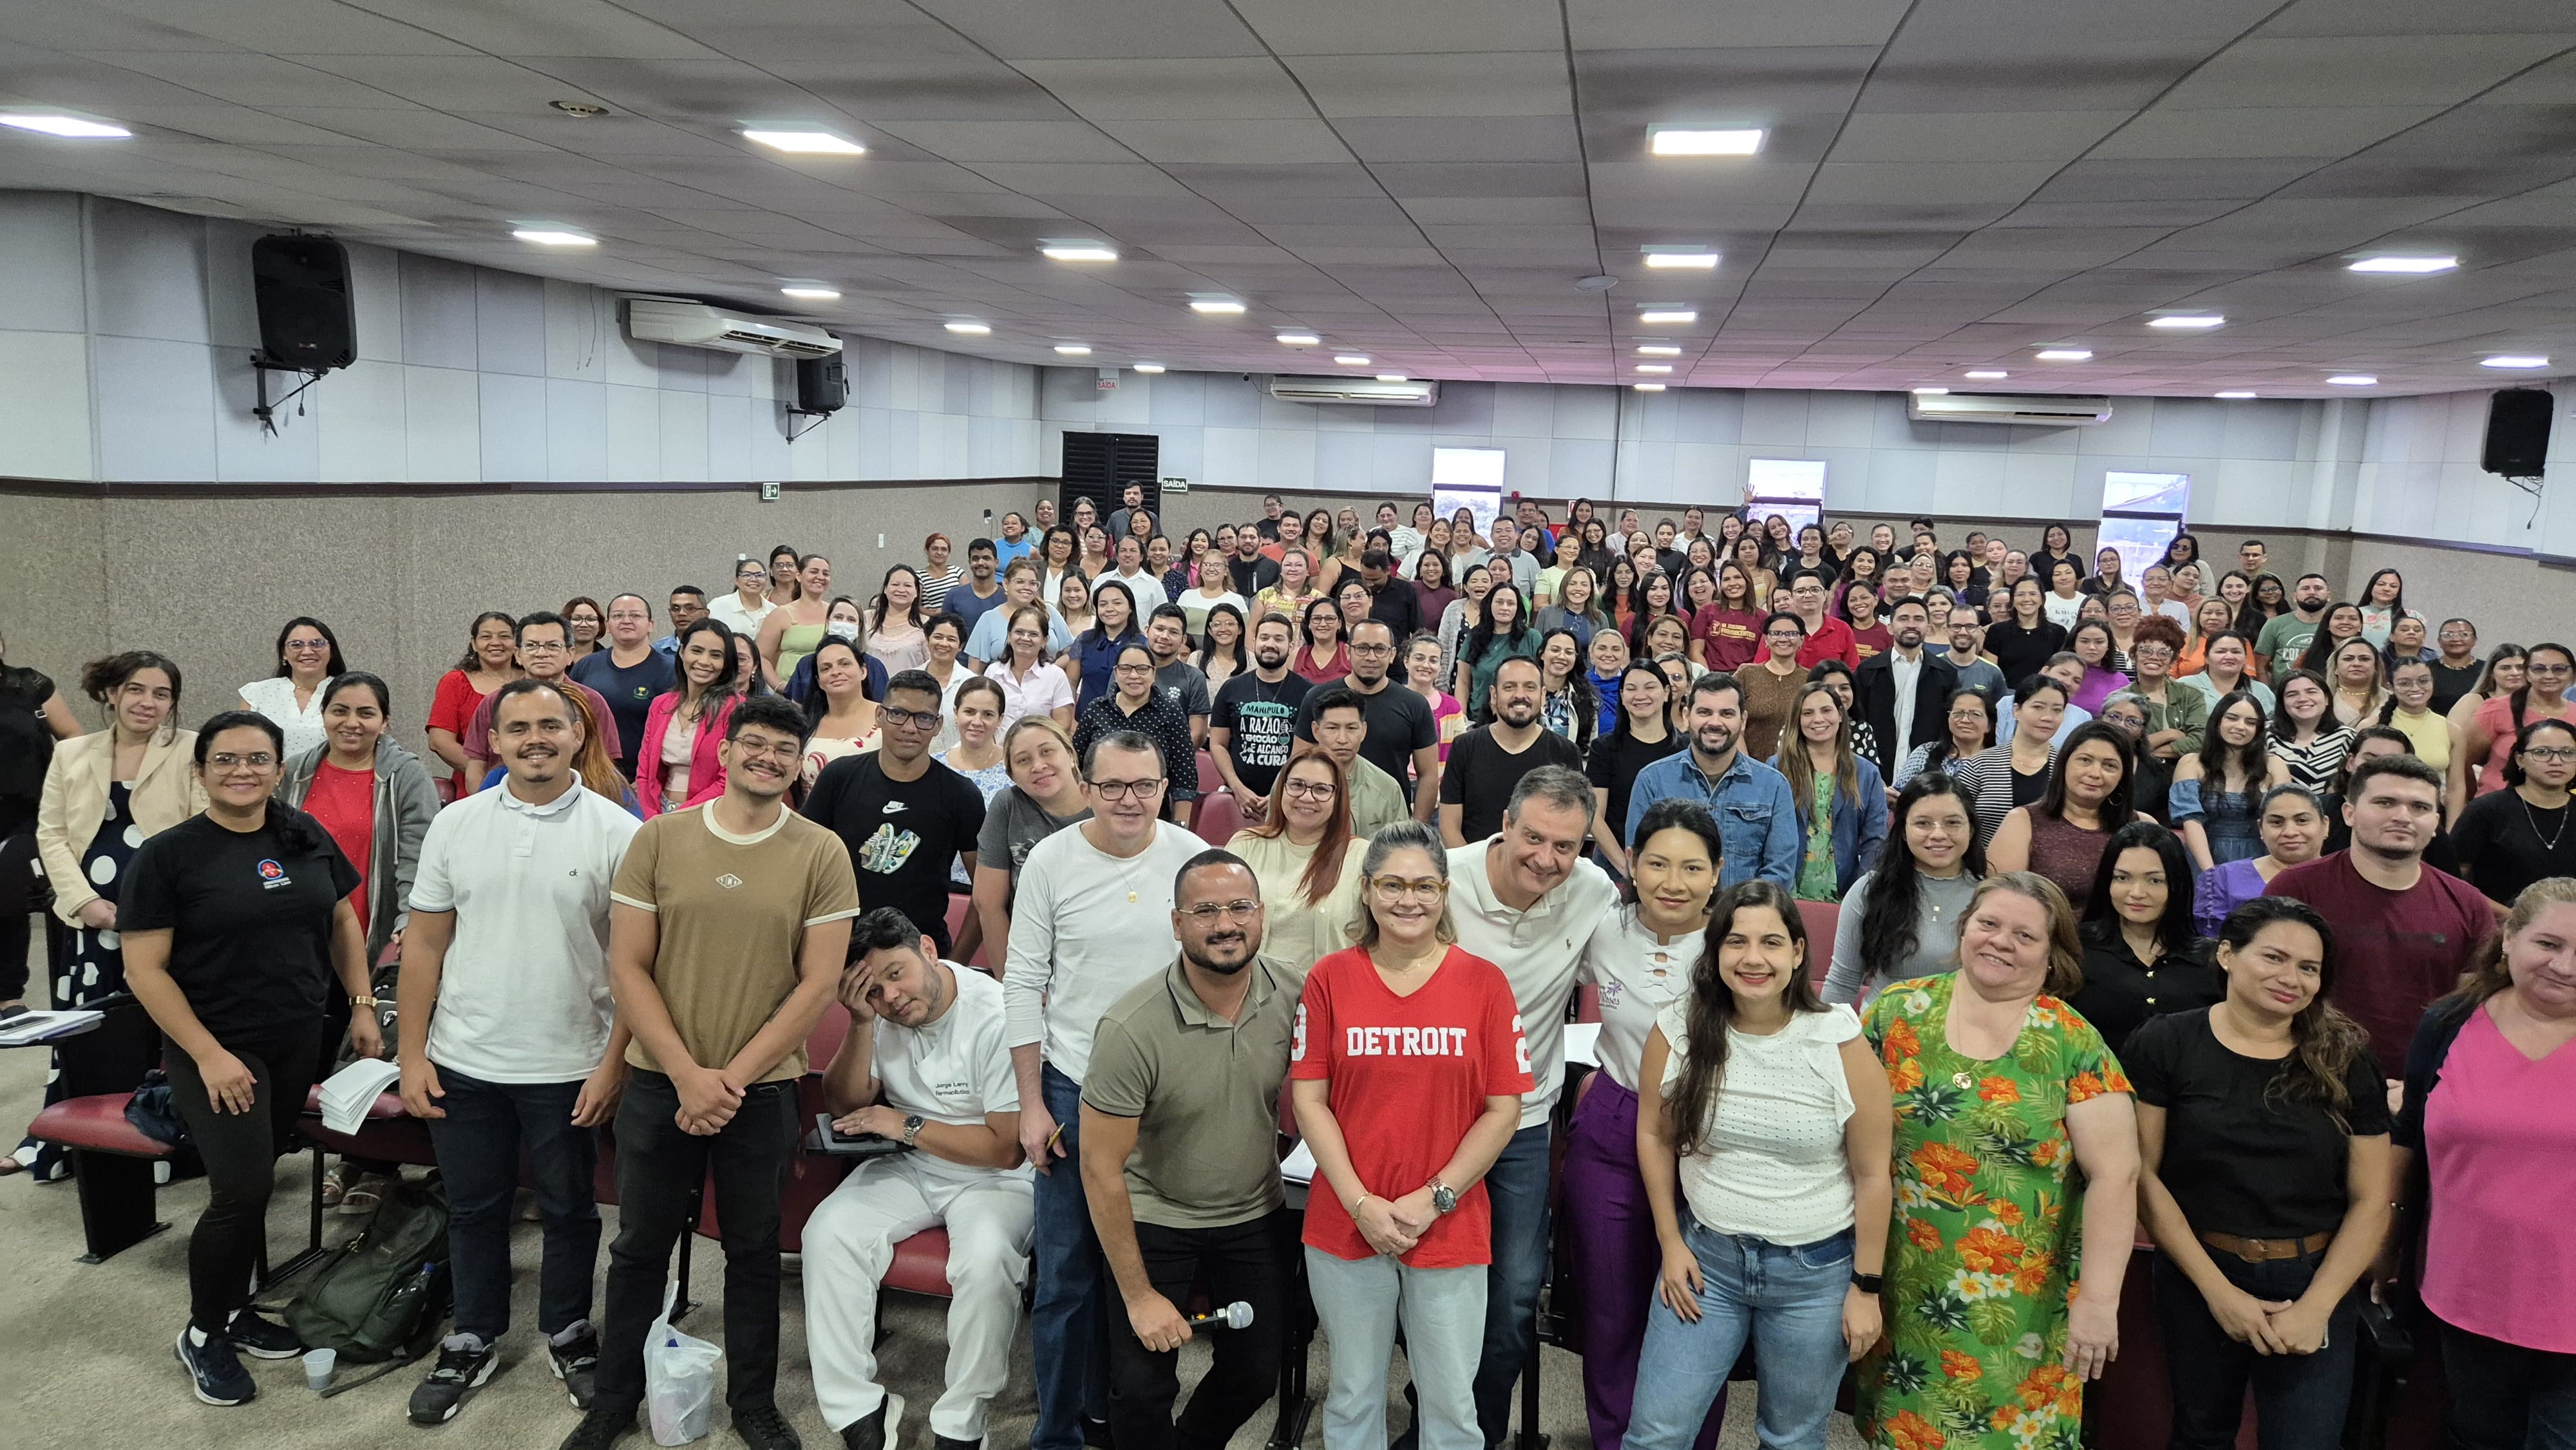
left=1562, top=1075, right=1724, bottom=1450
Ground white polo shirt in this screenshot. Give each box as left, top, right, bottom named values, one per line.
left=1446, top=839, right=1618, bottom=1128
left=408, top=773, right=639, bottom=1083
left=874, top=965, right=1029, bottom=1185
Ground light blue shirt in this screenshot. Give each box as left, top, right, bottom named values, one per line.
left=994, top=535, right=1035, bottom=568
left=966, top=603, right=1072, bottom=663
left=1623, top=748, right=1801, bottom=889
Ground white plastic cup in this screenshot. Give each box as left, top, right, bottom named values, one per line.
left=303, top=1347, right=336, bottom=1391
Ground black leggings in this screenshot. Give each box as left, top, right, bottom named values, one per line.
left=165, top=1024, right=322, bottom=1332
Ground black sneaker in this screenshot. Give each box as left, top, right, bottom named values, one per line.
left=547, top=1324, right=601, bottom=1409
left=1080, top=1417, right=1113, bottom=1449
left=175, top=1325, right=258, bottom=1407
left=408, top=1335, right=499, bottom=1424
left=735, top=1404, right=800, bottom=1450
left=837, top=1400, right=887, bottom=1450
left=559, top=1406, right=637, bottom=1450
left=934, top=1438, right=982, bottom=1450
left=225, top=1308, right=304, bottom=1360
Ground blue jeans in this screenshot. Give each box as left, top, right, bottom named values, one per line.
left=422, top=1066, right=600, bottom=1344
left=1030, top=1064, right=1108, bottom=1450
left=2438, top=1314, right=2576, bottom=1450
left=1466, top=1123, right=1553, bottom=1446
left=2152, top=1248, right=2356, bottom=1450
left=1626, top=1219, right=1855, bottom=1450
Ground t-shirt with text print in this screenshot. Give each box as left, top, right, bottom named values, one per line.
left=1291, top=944, right=1533, bottom=1268
left=1212, top=670, right=1314, bottom=799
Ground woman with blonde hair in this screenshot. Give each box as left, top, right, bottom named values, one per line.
left=1772, top=682, right=1887, bottom=901
left=967, top=714, right=1090, bottom=977
left=1228, top=747, right=1367, bottom=978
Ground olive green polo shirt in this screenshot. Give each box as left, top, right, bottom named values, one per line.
left=1081, top=954, right=1299, bottom=1229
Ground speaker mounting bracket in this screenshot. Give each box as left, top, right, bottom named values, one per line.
left=249, top=353, right=331, bottom=436
left=782, top=406, right=832, bottom=442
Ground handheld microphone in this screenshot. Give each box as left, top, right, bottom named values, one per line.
left=1184, top=1301, right=1255, bottom=1331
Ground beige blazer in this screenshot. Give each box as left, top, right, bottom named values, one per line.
left=35, top=728, right=206, bottom=925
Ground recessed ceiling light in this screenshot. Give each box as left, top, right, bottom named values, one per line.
left=1911, top=387, right=1948, bottom=395
left=2149, top=315, right=2225, bottom=329
left=1638, top=344, right=1682, bottom=357
left=1636, top=364, right=1672, bottom=373
left=943, top=321, right=990, bottom=335
left=1643, top=251, right=1721, bottom=270
left=1133, top=363, right=1165, bottom=373
left=1039, top=243, right=1118, bottom=262
left=1964, top=370, right=2009, bottom=379
left=1376, top=373, right=1407, bottom=382
left=1276, top=332, right=1320, bottom=345
left=780, top=286, right=840, bottom=301
left=1639, top=308, right=1698, bottom=324
left=1189, top=299, right=1246, bottom=315
left=2327, top=375, right=2377, bottom=386
left=1054, top=344, right=1092, bottom=355
left=1649, top=127, right=1765, bottom=156
left=2348, top=256, right=2457, bottom=274
left=2482, top=355, right=2551, bottom=369
left=2034, top=348, right=2091, bottom=361
left=1633, top=382, right=1667, bottom=391
left=2215, top=391, right=2257, bottom=399
left=1334, top=354, right=1371, bottom=366
left=512, top=228, right=595, bottom=247
left=740, top=129, right=865, bottom=155
left=0, top=114, right=131, bottom=138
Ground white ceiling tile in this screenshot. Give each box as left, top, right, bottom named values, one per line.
left=1828, top=111, right=2132, bottom=164
left=1016, top=58, right=1313, bottom=121
left=871, top=120, right=1135, bottom=164
left=1087, top=118, right=1356, bottom=165
left=1285, top=53, right=1574, bottom=118
left=2093, top=105, right=2445, bottom=160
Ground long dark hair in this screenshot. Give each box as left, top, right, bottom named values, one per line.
left=2081, top=820, right=2199, bottom=953
left=2508, top=641, right=2574, bottom=731
left=802, top=638, right=869, bottom=726
left=1463, top=583, right=1533, bottom=679
left=273, top=616, right=347, bottom=678
left=1537, top=626, right=1597, bottom=748
left=1607, top=661, right=1673, bottom=743
left=319, top=671, right=390, bottom=718
left=1629, top=798, right=1723, bottom=907
left=1667, top=880, right=1821, bottom=1154
left=2195, top=689, right=2272, bottom=788
left=2295, top=603, right=2365, bottom=674
left=1858, top=772, right=1985, bottom=975
left=2039, top=719, right=2136, bottom=828
left=1086, top=579, right=1142, bottom=647
left=2216, top=897, right=2369, bottom=1120
left=1195, top=603, right=1249, bottom=676
left=667, top=617, right=741, bottom=706
left=194, top=710, right=332, bottom=851
left=870, top=565, right=925, bottom=634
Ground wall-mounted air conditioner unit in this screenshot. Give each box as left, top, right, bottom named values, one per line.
left=1269, top=375, right=1439, bottom=407
left=1908, top=392, right=2114, bottom=426
left=625, top=298, right=842, bottom=359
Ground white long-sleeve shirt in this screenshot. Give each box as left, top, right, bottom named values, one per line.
left=1001, top=819, right=1206, bottom=1082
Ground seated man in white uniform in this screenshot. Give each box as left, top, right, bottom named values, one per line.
left=805, top=908, right=1035, bottom=1450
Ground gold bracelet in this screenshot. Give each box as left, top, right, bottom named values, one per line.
left=350, top=994, right=379, bottom=1008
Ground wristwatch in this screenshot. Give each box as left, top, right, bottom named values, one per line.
left=1852, top=1271, right=1885, bottom=1294
left=901, top=1113, right=925, bottom=1145
left=1428, top=1180, right=1459, bottom=1216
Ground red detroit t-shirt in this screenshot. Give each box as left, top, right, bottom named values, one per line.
left=1292, top=945, right=1534, bottom=1268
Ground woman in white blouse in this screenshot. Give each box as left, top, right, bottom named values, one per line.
left=1629, top=878, right=1895, bottom=1450
left=1563, top=800, right=1725, bottom=1450
left=236, top=616, right=341, bottom=761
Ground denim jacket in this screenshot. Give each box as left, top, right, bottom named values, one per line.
left=1623, top=748, right=1801, bottom=889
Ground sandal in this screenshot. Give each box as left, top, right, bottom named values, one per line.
left=338, top=1172, right=391, bottom=1215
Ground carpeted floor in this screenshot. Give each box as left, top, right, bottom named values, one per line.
left=0, top=927, right=1857, bottom=1450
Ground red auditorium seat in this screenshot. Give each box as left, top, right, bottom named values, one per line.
left=28, top=1091, right=173, bottom=1262
left=1795, top=899, right=1838, bottom=983
left=1195, top=749, right=1217, bottom=795
left=1194, top=789, right=1245, bottom=845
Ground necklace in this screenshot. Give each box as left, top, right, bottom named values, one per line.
left=2521, top=792, right=2571, bottom=852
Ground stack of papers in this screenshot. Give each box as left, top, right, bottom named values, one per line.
left=318, top=1058, right=402, bottom=1134
left=0, top=1009, right=102, bottom=1048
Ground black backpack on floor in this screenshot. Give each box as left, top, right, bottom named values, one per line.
left=285, top=1175, right=452, bottom=1394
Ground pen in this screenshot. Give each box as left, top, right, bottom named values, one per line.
left=1046, top=1124, right=1066, bottom=1155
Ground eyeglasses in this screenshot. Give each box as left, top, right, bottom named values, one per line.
left=2524, top=747, right=2576, bottom=763
left=1283, top=779, right=1337, bottom=800
left=206, top=753, right=277, bottom=769
left=520, top=641, right=567, bottom=655
left=1180, top=899, right=1262, bottom=922
left=881, top=708, right=942, bottom=731
left=1350, top=642, right=1394, bottom=654
left=733, top=740, right=801, bottom=762
left=1090, top=778, right=1165, bottom=801
left=1370, top=876, right=1447, bottom=899
left=1113, top=662, right=1154, bottom=674
left=2530, top=663, right=2573, bottom=677
left=284, top=641, right=329, bottom=652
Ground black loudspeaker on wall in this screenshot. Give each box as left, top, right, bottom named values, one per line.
left=795, top=353, right=846, bottom=415
left=2483, top=388, right=2553, bottom=477
left=251, top=234, right=356, bottom=372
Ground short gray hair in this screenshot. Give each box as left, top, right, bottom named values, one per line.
left=1506, top=765, right=1596, bottom=825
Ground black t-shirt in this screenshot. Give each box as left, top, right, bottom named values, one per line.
left=1226, top=554, right=1281, bottom=596
left=2450, top=788, right=2576, bottom=906
left=2429, top=661, right=2484, bottom=718
left=1587, top=729, right=1684, bottom=849
left=120, top=811, right=361, bottom=1044
left=569, top=649, right=676, bottom=775
left=2126, top=1008, right=2390, bottom=1239
left=802, top=754, right=987, bottom=950
left=1293, top=679, right=1437, bottom=800
left=2069, top=919, right=2223, bottom=1059
left=1212, top=671, right=1315, bottom=798
left=1441, top=725, right=1586, bottom=843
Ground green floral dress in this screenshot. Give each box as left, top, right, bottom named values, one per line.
left=1795, top=772, right=1839, bottom=901
left=1855, top=973, right=2131, bottom=1450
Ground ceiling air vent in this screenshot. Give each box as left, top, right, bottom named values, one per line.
left=1908, top=392, right=2114, bottom=426
left=1268, top=375, right=1439, bottom=407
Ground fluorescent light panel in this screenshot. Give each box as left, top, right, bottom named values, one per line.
left=1133, top=364, right=1165, bottom=373
left=741, top=129, right=864, bottom=155
left=1636, top=364, right=1672, bottom=373
left=1334, top=354, right=1370, bottom=366
left=1637, top=344, right=1682, bottom=357
left=2327, top=375, right=2377, bottom=386
left=1643, top=251, right=1720, bottom=269
left=512, top=229, right=594, bottom=247
left=2148, top=315, right=2224, bottom=329
left=1188, top=299, right=1245, bottom=314
left=1650, top=127, right=1764, bottom=156
left=1633, top=382, right=1667, bottom=391
left=2483, top=355, right=2550, bottom=369
left=1911, top=387, right=1948, bottom=395
left=2347, top=256, right=2457, bottom=274
left=0, top=114, right=129, bottom=138
left=780, top=286, right=839, bottom=301
left=1375, top=373, right=1407, bottom=382
left=1276, top=332, right=1319, bottom=345
left=1639, top=308, right=1698, bottom=323
left=943, top=321, right=990, bottom=335
left=1054, top=344, right=1092, bottom=355
left=2215, top=391, right=2257, bottom=399
left=2034, top=348, right=2091, bottom=361
left=1039, top=243, right=1117, bottom=261
left=1964, top=370, right=2009, bottom=379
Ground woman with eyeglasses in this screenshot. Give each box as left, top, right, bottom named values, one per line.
left=708, top=554, right=780, bottom=641
left=1074, top=641, right=1198, bottom=827
left=1989, top=719, right=2139, bottom=915
left=1893, top=686, right=1996, bottom=793
left=2128, top=614, right=2208, bottom=762
left=987, top=603, right=1077, bottom=735
left=426, top=612, right=521, bottom=799
left=636, top=618, right=742, bottom=818
left=1291, top=819, right=1531, bottom=1450
left=1195, top=603, right=1249, bottom=692
left=126, top=711, right=379, bottom=1405
left=236, top=617, right=345, bottom=762
left=1037, top=524, right=1083, bottom=608
left=1228, top=748, right=1367, bottom=979
left=2172, top=692, right=2293, bottom=872
left=2192, top=784, right=2326, bottom=937
left=2454, top=641, right=2575, bottom=814
left=1294, top=594, right=1352, bottom=686
left=763, top=542, right=805, bottom=610
left=2372, top=656, right=2450, bottom=772
left=2448, top=717, right=2576, bottom=906
left=560, top=597, right=605, bottom=664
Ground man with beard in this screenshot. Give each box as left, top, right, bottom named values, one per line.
left=1624, top=672, right=1798, bottom=885
left=567, top=694, right=860, bottom=1450
left=1004, top=733, right=1208, bottom=1450
left=399, top=679, right=639, bottom=1426
left=1080, top=851, right=1299, bottom=1450
left=1226, top=523, right=1281, bottom=598
left=1854, top=596, right=1958, bottom=775
left=2256, top=572, right=2334, bottom=679
left=1293, top=621, right=1439, bottom=811
left=1143, top=605, right=1212, bottom=749
left=945, top=538, right=1007, bottom=637
left=460, top=612, right=624, bottom=786
left=1945, top=614, right=2005, bottom=701
left=1439, top=656, right=1584, bottom=846
left=803, top=909, right=1034, bottom=1450
left=803, top=672, right=987, bottom=959
left=1209, top=615, right=1314, bottom=825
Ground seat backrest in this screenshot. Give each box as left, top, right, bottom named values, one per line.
left=805, top=1004, right=852, bottom=1069
left=1193, top=789, right=1245, bottom=846
left=1195, top=749, right=1217, bottom=795
left=1796, top=899, right=1839, bottom=983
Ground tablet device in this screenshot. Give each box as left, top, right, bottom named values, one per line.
left=811, top=1113, right=917, bottom=1156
